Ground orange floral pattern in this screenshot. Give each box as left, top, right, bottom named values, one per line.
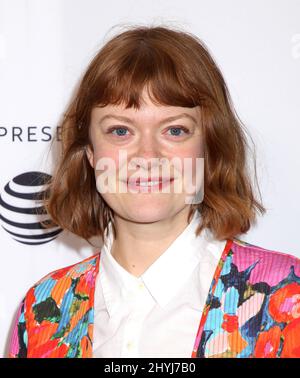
left=192, top=238, right=300, bottom=358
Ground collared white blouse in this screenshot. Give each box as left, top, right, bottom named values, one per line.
left=92, top=210, right=227, bottom=358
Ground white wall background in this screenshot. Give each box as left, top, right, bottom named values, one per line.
left=0, top=0, right=299, bottom=357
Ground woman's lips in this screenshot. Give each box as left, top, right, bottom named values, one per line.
left=123, top=177, right=175, bottom=192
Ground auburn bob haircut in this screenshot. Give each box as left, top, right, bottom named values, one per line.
left=41, top=24, right=266, bottom=245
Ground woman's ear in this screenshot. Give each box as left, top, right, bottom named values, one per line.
left=85, top=145, right=94, bottom=169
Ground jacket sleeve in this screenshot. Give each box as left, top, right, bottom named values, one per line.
left=7, top=297, right=28, bottom=358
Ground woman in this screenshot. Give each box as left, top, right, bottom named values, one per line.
left=8, top=25, right=300, bottom=358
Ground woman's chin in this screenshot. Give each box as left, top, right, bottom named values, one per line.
left=122, top=206, right=174, bottom=224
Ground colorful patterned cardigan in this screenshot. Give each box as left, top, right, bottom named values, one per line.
left=8, top=238, right=300, bottom=358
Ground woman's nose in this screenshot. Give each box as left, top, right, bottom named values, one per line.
left=128, top=135, right=165, bottom=173
left=136, top=134, right=162, bottom=159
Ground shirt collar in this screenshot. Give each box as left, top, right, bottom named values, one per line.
left=99, top=210, right=223, bottom=316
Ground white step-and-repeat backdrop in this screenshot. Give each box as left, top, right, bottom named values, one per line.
left=0, top=0, right=299, bottom=357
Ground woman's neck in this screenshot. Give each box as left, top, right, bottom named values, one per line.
left=110, top=206, right=194, bottom=277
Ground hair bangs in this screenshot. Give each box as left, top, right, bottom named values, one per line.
left=90, top=40, right=199, bottom=110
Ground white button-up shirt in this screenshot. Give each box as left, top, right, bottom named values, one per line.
left=92, top=210, right=227, bottom=358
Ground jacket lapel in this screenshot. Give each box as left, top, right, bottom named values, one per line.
left=26, top=253, right=100, bottom=358
left=191, top=239, right=233, bottom=357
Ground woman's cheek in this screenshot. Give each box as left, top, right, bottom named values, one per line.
left=91, top=147, right=120, bottom=194
left=93, top=147, right=121, bottom=169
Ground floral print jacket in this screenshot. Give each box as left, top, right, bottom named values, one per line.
left=8, top=238, right=300, bottom=358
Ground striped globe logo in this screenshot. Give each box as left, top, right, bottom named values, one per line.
left=0, top=171, right=62, bottom=245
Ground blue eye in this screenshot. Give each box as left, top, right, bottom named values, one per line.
left=167, top=127, right=189, bottom=136
left=108, top=127, right=129, bottom=137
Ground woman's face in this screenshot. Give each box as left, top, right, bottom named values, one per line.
left=86, top=89, right=204, bottom=223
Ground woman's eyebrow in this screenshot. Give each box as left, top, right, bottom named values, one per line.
left=98, top=113, right=197, bottom=125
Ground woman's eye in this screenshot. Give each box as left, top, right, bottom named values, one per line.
left=166, top=126, right=190, bottom=137
left=107, top=126, right=130, bottom=137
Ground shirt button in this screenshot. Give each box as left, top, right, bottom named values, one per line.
left=126, top=341, right=134, bottom=350
left=138, top=282, right=144, bottom=290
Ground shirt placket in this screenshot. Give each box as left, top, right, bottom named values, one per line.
left=120, top=280, right=153, bottom=357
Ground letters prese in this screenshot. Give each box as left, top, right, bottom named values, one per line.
left=0, top=126, right=61, bottom=142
